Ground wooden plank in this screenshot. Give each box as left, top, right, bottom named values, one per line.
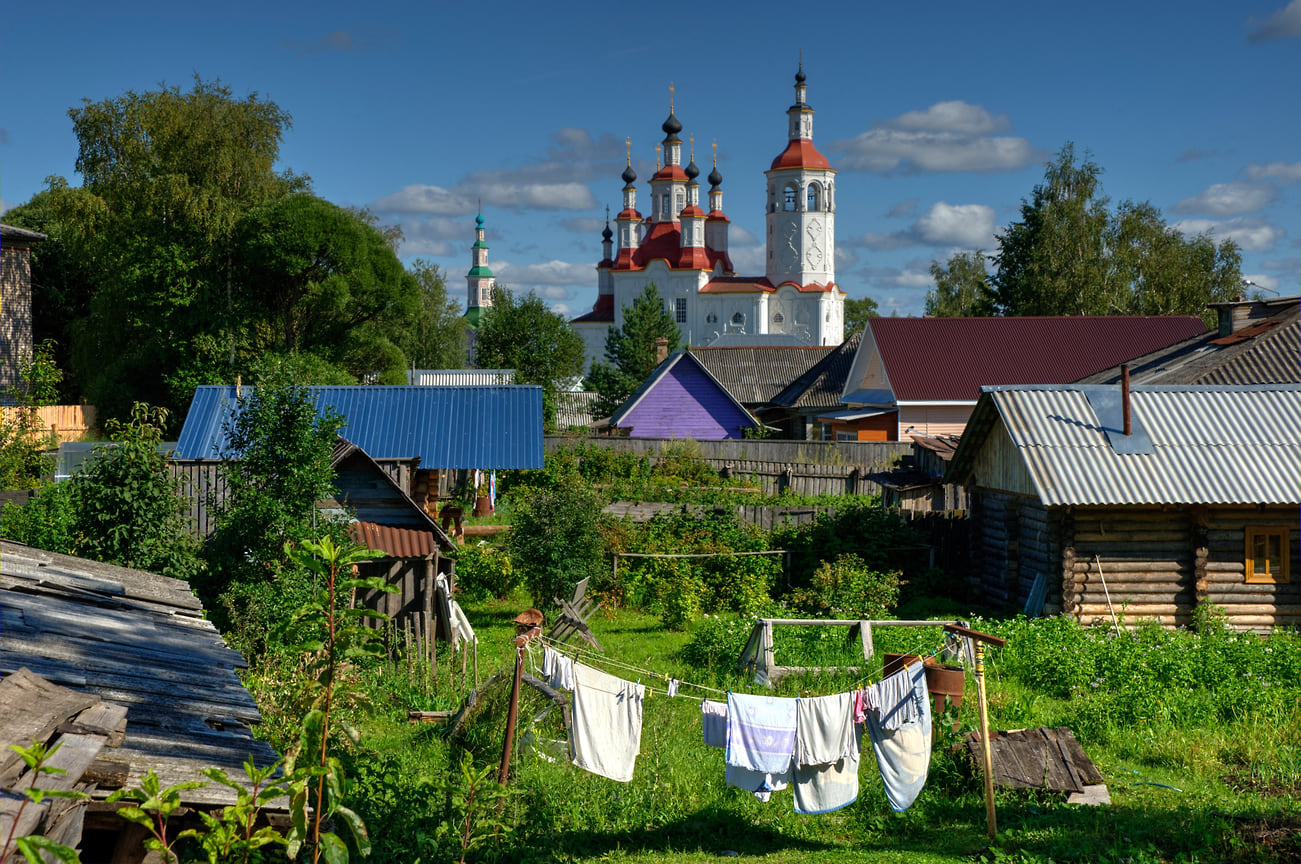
left=57, top=702, right=129, bottom=746
left=18, top=732, right=107, bottom=793
left=0, top=669, right=100, bottom=787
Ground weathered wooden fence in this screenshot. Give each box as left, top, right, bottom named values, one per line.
left=546, top=436, right=911, bottom=497
left=0, top=405, right=97, bottom=443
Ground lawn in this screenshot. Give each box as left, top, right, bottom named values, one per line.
left=304, top=595, right=1301, bottom=864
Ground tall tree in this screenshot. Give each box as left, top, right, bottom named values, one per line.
left=472, top=287, right=586, bottom=430
left=231, top=194, right=421, bottom=384
left=979, top=143, right=1241, bottom=322
left=585, top=284, right=681, bottom=417
left=926, top=251, right=992, bottom=317
left=842, top=296, right=880, bottom=334
left=399, top=261, right=470, bottom=371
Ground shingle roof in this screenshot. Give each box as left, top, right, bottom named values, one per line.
left=771, top=331, right=862, bottom=409
left=865, top=316, right=1208, bottom=402
left=1076, top=304, right=1299, bottom=386
left=175, top=385, right=544, bottom=469
left=690, top=345, right=834, bottom=404
left=949, top=384, right=1301, bottom=506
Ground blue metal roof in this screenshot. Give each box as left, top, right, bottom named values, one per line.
left=175, top=385, right=544, bottom=470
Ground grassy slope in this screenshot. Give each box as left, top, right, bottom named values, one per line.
left=338, top=594, right=1300, bottom=864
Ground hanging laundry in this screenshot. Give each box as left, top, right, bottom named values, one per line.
left=726, top=764, right=789, bottom=802
left=569, top=662, right=645, bottom=783
left=793, top=692, right=860, bottom=814
left=542, top=645, right=574, bottom=691
left=864, top=660, right=932, bottom=811
left=725, top=692, right=797, bottom=801
left=870, top=664, right=926, bottom=731
left=853, top=688, right=870, bottom=723
left=701, top=700, right=727, bottom=748
left=666, top=678, right=679, bottom=698
left=449, top=600, right=476, bottom=647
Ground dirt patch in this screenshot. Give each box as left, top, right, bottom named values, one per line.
left=1221, top=770, right=1301, bottom=799
left=1225, top=817, right=1301, bottom=862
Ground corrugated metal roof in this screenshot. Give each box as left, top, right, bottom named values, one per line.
left=961, top=384, right=1300, bottom=506
left=175, top=385, right=544, bottom=469
left=691, top=346, right=834, bottom=403
left=868, top=316, right=1208, bottom=402
left=348, top=521, right=440, bottom=558
left=409, top=369, right=516, bottom=386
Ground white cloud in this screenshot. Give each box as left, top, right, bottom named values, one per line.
left=727, top=245, right=766, bottom=273
left=859, top=202, right=997, bottom=250
left=1172, top=181, right=1276, bottom=216
left=886, top=101, right=1011, bottom=135
left=560, top=216, right=608, bottom=234
left=1246, top=161, right=1301, bottom=183
left=549, top=302, right=573, bottom=317
left=729, top=224, right=760, bottom=246
left=396, top=217, right=466, bottom=257
left=372, top=185, right=475, bottom=215
left=0, top=198, right=13, bottom=215
left=1173, top=217, right=1283, bottom=251
left=1246, top=0, right=1301, bottom=42
left=475, top=182, right=597, bottom=211
left=834, top=246, right=859, bottom=269
left=886, top=198, right=918, bottom=219
left=493, top=259, right=592, bottom=285
left=830, top=101, right=1040, bottom=174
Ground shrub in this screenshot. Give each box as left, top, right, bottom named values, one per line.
left=452, top=542, right=518, bottom=602
left=681, top=613, right=761, bottom=670
left=786, top=553, right=900, bottom=619
left=505, top=480, right=607, bottom=607
left=774, top=501, right=927, bottom=586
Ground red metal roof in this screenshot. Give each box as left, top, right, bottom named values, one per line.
left=867, top=316, right=1208, bottom=402
left=651, top=165, right=689, bottom=182
left=679, top=204, right=706, bottom=219
left=769, top=139, right=831, bottom=171
left=705, top=210, right=730, bottom=222
left=348, top=521, right=440, bottom=558
left=701, top=277, right=774, bottom=293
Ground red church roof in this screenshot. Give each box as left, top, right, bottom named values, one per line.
left=651, top=165, right=689, bottom=182
left=769, top=139, right=831, bottom=171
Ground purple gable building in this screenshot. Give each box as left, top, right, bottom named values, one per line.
left=608, top=350, right=761, bottom=440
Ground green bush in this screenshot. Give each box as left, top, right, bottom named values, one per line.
left=681, top=613, right=759, bottom=671
left=452, top=541, right=518, bottom=602
left=785, top=553, right=900, bottom=619
left=505, top=480, right=607, bottom=607
left=774, top=501, right=927, bottom=586
left=1, top=482, right=78, bottom=554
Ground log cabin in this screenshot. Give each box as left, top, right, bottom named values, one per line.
left=947, top=383, right=1300, bottom=631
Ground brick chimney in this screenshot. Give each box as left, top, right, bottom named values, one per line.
left=654, top=337, right=669, bottom=364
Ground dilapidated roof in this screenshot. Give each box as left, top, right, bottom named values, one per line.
left=771, top=331, right=862, bottom=410
left=690, top=345, right=834, bottom=405
left=0, top=542, right=279, bottom=807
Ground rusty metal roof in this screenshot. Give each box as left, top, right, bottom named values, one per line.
left=347, top=521, right=441, bottom=558
left=949, top=384, right=1301, bottom=506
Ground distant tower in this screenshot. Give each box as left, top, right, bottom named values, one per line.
left=465, top=210, right=495, bottom=328
left=765, top=63, right=836, bottom=290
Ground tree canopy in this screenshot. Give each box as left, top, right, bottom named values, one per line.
left=5, top=78, right=427, bottom=429
left=586, top=284, right=681, bottom=418
left=843, top=296, right=880, bottom=335
left=399, top=261, right=470, bottom=371
left=472, top=287, right=586, bottom=429
left=941, top=143, right=1242, bottom=322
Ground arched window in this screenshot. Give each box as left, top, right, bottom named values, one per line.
left=706, top=311, right=718, bottom=324
left=784, top=185, right=797, bottom=211
left=731, top=311, right=745, bottom=325
left=807, top=182, right=821, bottom=211
left=675, top=190, right=685, bottom=214
left=661, top=193, right=670, bottom=216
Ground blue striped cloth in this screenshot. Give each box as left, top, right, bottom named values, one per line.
left=726, top=692, right=798, bottom=775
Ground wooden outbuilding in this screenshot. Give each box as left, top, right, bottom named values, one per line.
left=0, top=541, right=285, bottom=861
left=947, top=384, right=1300, bottom=630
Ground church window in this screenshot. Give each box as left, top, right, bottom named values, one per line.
left=731, top=311, right=745, bottom=326
left=675, top=191, right=685, bottom=214
left=675, top=297, right=687, bottom=323
left=784, top=185, right=797, bottom=211
left=773, top=312, right=784, bottom=324
left=807, top=182, right=822, bottom=211
left=706, top=311, right=718, bottom=324
left=661, top=193, right=670, bottom=216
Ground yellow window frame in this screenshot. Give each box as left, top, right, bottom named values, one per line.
left=1245, top=527, right=1290, bottom=584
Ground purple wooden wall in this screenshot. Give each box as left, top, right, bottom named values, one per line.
left=620, top=360, right=753, bottom=439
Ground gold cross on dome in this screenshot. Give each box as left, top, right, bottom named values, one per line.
left=669, top=82, right=675, bottom=112
left=654, top=144, right=661, bottom=170
left=712, top=140, right=718, bottom=167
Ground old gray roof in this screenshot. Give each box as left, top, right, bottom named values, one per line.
left=0, top=542, right=279, bottom=807
left=690, top=345, right=835, bottom=405
left=949, top=384, right=1301, bottom=506
left=771, top=331, right=862, bottom=410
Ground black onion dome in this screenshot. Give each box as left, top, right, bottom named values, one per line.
left=795, top=65, right=806, bottom=84
left=602, top=224, right=613, bottom=241
left=661, top=112, right=683, bottom=136
left=708, top=166, right=723, bottom=187
left=685, top=160, right=699, bottom=180
left=622, top=164, right=637, bottom=184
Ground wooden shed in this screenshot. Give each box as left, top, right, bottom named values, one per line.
left=947, top=384, right=1301, bottom=630
left=0, top=541, right=285, bottom=861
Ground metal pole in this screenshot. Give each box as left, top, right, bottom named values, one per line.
left=975, top=641, right=996, bottom=840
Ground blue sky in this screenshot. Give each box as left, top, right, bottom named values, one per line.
left=2, top=0, right=1298, bottom=318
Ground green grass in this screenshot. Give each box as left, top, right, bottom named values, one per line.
left=249, top=596, right=1301, bottom=864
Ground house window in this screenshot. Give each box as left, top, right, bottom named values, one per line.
left=706, top=311, right=717, bottom=324
left=820, top=422, right=833, bottom=441
left=674, top=297, right=687, bottom=323
left=731, top=311, right=745, bottom=325
left=836, top=431, right=856, bottom=442
left=1245, top=527, right=1290, bottom=583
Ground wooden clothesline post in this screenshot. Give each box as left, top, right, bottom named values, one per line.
left=498, top=626, right=542, bottom=786
left=943, top=623, right=1007, bottom=842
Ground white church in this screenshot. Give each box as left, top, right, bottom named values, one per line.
left=464, top=67, right=846, bottom=370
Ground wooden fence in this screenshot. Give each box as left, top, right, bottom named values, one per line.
left=546, top=436, right=911, bottom=498
left=0, top=405, right=97, bottom=443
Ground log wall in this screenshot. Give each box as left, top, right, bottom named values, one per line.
left=1202, top=506, right=1301, bottom=632
left=971, top=490, right=1062, bottom=611
left=1069, top=507, right=1195, bottom=628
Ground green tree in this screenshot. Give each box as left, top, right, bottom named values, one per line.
left=505, top=480, right=606, bottom=607
left=399, top=260, right=470, bottom=371
left=197, top=380, right=344, bottom=653
left=472, top=287, right=586, bottom=429
left=585, top=284, right=681, bottom=417
left=843, top=295, right=880, bottom=334
left=0, top=341, right=63, bottom=489
left=231, top=194, right=422, bottom=383
left=926, top=251, right=992, bottom=317
left=981, top=143, right=1241, bottom=322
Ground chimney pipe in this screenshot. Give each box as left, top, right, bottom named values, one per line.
left=1121, top=364, right=1131, bottom=436
left=654, top=336, right=669, bottom=365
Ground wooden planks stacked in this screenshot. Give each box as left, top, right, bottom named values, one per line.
left=963, top=726, right=1104, bottom=794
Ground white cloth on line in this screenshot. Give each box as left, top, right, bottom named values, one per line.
left=865, top=660, right=932, bottom=811
left=726, top=692, right=798, bottom=776
left=449, top=600, right=476, bottom=646
left=569, top=661, right=645, bottom=783
left=870, top=665, right=926, bottom=731
left=793, top=691, right=860, bottom=814
left=726, top=763, right=790, bottom=803
left=542, top=645, right=574, bottom=691
left=666, top=678, right=679, bottom=698
left=701, top=699, right=727, bottom=748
